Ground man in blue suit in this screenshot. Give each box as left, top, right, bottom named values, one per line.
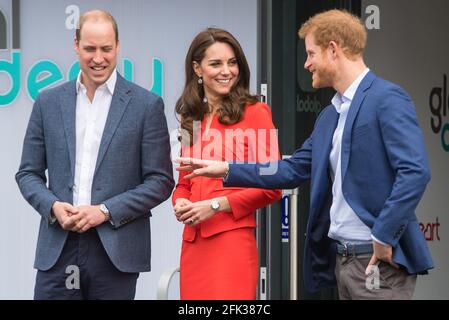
left=177, top=10, right=433, bottom=299
left=16, top=10, right=174, bottom=299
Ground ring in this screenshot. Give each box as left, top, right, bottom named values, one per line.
left=188, top=218, right=194, bottom=224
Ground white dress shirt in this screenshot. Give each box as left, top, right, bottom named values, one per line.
left=327, top=68, right=373, bottom=243
left=73, top=70, right=117, bottom=207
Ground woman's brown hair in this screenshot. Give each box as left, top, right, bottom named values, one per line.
left=175, top=28, right=258, bottom=145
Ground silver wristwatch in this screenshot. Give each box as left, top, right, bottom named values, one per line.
left=210, top=199, right=220, bottom=211
left=100, top=203, right=110, bottom=221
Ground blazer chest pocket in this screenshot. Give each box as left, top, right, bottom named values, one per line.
left=115, top=124, right=139, bottom=140
left=352, top=123, right=372, bottom=138
left=112, top=124, right=140, bottom=149
left=118, top=123, right=138, bottom=134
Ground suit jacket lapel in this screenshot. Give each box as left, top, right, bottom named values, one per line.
left=319, top=108, right=339, bottom=165
left=60, top=81, right=77, bottom=180
left=316, top=108, right=338, bottom=190
left=94, top=73, right=132, bottom=177
left=307, top=107, right=338, bottom=222
left=341, top=71, right=376, bottom=180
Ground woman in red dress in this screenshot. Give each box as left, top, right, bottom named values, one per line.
left=173, top=28, right=281, bottom=300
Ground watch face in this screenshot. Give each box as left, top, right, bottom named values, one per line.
left=100, top=204, right=109, bottom=214
left=211, top=200, right=220, bottom=210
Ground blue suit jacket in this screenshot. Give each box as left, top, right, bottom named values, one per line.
left=225, top=71, right=433, bottom=292
left=16, top=73, right=174, bottom=272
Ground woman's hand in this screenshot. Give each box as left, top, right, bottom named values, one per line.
left=173, top=198, right=192, bottom=221
left=176, top=197, right=229, bottom=226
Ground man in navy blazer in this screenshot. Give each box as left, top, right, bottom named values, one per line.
left=16, top=10, right=174, bottom=299
left=177, top=10, right=433, bottom=299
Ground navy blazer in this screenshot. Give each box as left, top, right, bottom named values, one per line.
left=16, top=73, right=174, bottom=273
left=225, top=71, right=433, bottom=292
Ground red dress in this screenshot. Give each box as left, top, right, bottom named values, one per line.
left=172, top=102, right=281, bottom=299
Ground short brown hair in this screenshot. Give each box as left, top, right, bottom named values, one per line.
left=298, top=9, right=366, bottom=58
left=75, top=10, right=119, bottom=43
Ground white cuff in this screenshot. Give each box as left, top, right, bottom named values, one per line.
left=371, top=234, right=389, bottom=246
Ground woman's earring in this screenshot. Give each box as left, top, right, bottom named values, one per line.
left=197, top=76, right=206, bottom=102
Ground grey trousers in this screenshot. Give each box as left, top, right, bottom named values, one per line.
left=335, top=253, right=417, bottom=300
